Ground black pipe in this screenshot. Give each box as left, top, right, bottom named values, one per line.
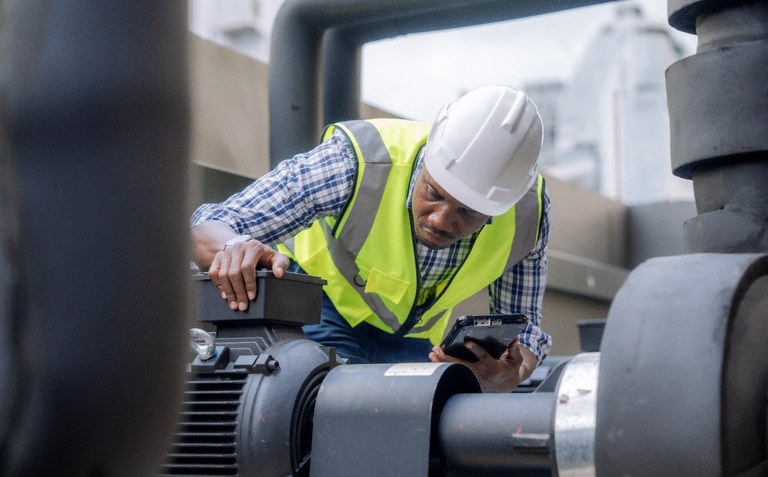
left=269, top=0, right=616, bottom=166
left=320, top=28, right=362, bottom=125
left=1, top=1, right=191, bottom=475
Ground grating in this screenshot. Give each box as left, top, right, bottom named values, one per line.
left=160, top=370, right=248, bottom=476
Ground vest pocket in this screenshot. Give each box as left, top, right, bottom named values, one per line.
left=365, top=267, right=411, bottom=306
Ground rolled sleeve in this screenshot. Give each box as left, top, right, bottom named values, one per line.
left=190, top=134, right=357, bottom=245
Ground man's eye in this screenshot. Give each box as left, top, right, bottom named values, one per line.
left=460, top=208, right=485, bottom=220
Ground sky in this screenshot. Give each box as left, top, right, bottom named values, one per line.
left=361, top=0, right=698, bottom=122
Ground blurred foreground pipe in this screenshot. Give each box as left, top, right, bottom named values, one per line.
left=0, top=1, right=191, bottom=475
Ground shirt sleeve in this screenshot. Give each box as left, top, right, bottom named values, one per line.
left=190, top=134, right=357, bottom=246
left=488, top=183, right=553, bottom=364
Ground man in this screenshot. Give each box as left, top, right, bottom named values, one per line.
left=191, top=85, right=552, bottom=392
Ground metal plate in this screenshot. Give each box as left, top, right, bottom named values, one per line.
left=554, top=353, right=600, bottom=477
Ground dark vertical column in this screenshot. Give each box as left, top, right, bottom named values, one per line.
left=667, top=0, right=768, bottom=253
left=321, top=28, right=362, bottom=127
left=1, top=1, right=191, bottom=475
left=268, top=1, right=322, bottom=166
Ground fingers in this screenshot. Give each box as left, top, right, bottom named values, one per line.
left=500, top=336, right=523, bottom=364
left=432, top=341, right=524, bottom=392
left=212, top=248, right=250, bottom=311
left=209, top=239, right=290, bottom=311
left=429, top=345, right=460, bottom=363
left=431, top=341, right=490, bottom=364
left=271, top=251, right=290, bottom=278
left=464, top=341, right=489, bottom=361
left=466, top=339, right=526, bottom=393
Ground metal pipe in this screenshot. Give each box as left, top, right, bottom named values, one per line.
left=666, top=0, right=768, bottom=253
left=269, top=0, right=616, bottom=166
left=438, top=393, right=555, bottom=476
left=437, top=353, right=599, bottom=477
left=1, top=1, right=191, bottom=475
left=320, top=28, right=362, bottom=125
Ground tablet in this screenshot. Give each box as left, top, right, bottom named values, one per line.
left=441, top=314, right=529, bottom=362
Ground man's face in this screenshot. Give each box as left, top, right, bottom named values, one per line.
left=411, top=168, right=490, bottom=249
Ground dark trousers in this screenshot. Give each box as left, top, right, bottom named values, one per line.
left=302, top=293, right=434, bottom=364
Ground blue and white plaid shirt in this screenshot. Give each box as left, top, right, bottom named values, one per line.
left=192, top=133, right=552, bottom=362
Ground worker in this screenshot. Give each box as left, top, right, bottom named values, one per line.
left=191, top=84, right=552, bottom=392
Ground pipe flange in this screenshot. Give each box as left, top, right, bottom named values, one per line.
left=554, top=352, right=600, bottom=477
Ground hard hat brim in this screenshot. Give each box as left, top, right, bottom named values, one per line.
left=424, top=159, right=534, bottom=217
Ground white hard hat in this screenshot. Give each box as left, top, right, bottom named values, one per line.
left=424, top=85, right=543, bottom=216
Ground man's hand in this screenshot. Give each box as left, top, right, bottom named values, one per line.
left=191, top=222, right=291, bottom=312
left=429, top=336, right=537, bottom=393
left=207, top=239, right=290, bottom=312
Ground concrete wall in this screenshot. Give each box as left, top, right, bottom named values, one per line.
left=548, top=175, right=628, bottom=267
left=190, top=34, right=396, bottom=182
left=627, top=201, right=696, bottom=268
left=190, top=35, right=270, bottom=180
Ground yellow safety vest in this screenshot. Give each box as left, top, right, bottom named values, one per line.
left=279, top=119, right=544, bottom=344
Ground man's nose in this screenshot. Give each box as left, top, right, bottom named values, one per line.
left=428, top=204, right=456, bottom=233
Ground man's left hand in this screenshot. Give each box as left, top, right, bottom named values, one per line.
left=429, top=336, right=537, bottom=393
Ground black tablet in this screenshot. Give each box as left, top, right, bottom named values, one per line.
left=441, top=314, right=529, bottom=362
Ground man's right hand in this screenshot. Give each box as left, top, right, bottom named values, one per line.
left=191, top=222, right=290, bottom=311
left=208, top=238, right=290, bottom=311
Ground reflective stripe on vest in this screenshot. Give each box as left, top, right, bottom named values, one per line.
left=506, top=174, right=544, bottom=270
left=334, top=120, right=392, bottom=257
left=281, top=120, right=425, bottom=334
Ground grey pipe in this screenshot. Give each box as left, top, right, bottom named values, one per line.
left=1, top=1, right=191, bottom=475
left=438, top=393, right=555, bottom=476
left=437, top=353, right=599, bottom=477
left=269, top=0, right=615, bottom=166
left=666, top=0, right=768, bottom=253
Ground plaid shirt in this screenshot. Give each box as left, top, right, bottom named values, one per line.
left=191, top=133, right=552, bottom=362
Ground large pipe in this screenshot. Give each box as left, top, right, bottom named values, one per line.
left=438, top=353, right=598, bottom=477
left=269, top=0, right=616, bottom=166
left=666, top=0, right=768, bottom=253
left=438, top=393, right=555, bottom=476
left=0, top=1, right=191, bottom=475
left=310, top=354, right=598, bottom=476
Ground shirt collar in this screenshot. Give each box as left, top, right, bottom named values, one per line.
left=405, top=149, right=425, bottom=211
